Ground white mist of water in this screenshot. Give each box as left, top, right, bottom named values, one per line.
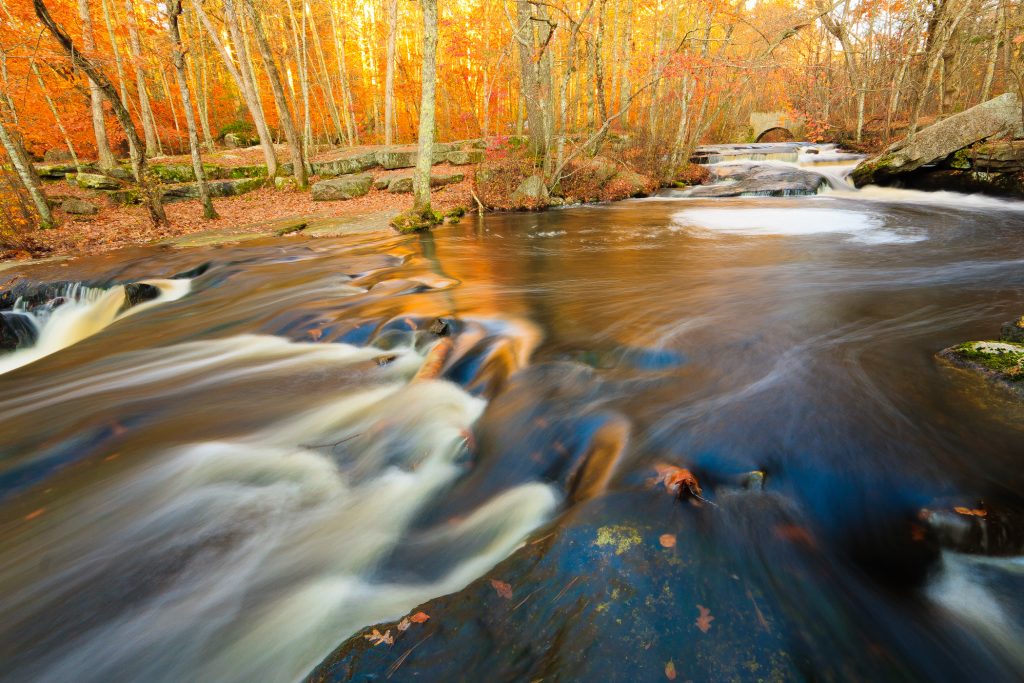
left=0, top=334, right=558, bottom=683
left=672, top=207, right=926, bottom=244
left=0, top=279, right=191, bottom=375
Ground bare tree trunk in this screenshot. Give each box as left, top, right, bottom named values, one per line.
left=330, top=3, right=358, bottom=144
left=187, top=9, right=215, bottom=151
left=981, top=0, right=1005, bottom=101
left=35, top=0, right=168, bottom=227
left=78, top=0, right=116, bottom=169
left=30, top=61, right=83, bottom=173
left=198, top=0, right=278, bottom=176
left=618, top=0, right=634, bottom=119
left=243, top=0, right=307, bottom=188
left=99, top=0, right=129, bottom=107
left=167, top=0, right=217, bottom=219
left=308, top=10, right=346, bottom=143
left=384, top=0, right=399, bottom=145
left=909, top=0, right=973, bottom=134
left=413, top=0, right=438, bottom=214
left=514, top=0, right=549, bottom=157
left=0, top=115, right=54, bottom=229
left=124, top=0, right=159, bottom=157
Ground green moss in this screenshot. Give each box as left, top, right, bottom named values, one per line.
left=954, top=341, right=1024, bottom=380
left=949, top=148, right=973, bottom=170
left=390, top=206, right=442, bottom=233
left=594, top=525, right=642, bottom=555
left=275, top=222, right=307, bottom=236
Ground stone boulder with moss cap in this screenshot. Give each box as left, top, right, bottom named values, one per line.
left=311, top=174, right=374, bottom=201
left=939, top=331, right=1024, bottom=396
left=852, top=93, right=1024, bottom=187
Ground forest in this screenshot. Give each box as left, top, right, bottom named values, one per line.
left=1, top=0, right=1023, bottom=247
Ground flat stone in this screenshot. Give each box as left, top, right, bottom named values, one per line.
left=75, top=172, right=122, bottom=190
left=311, top=174, right=374, bottom=201
left=161, top=177, right=263, bottom=203
left=61, top=198, right=98, bottom=215
left=688, top=165, right=827, bottom=197
left=386, top=172, right=465, bottom=193
left=311, top=151, right=379, bottom=177
left=376, top=144, right=448, bottom=170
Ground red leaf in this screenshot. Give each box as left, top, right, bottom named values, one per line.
left=695, top=605, right=714, bottom=633
left=409, top=611, right=430, bottom=623
left=490, top=578, right=513, bottom=599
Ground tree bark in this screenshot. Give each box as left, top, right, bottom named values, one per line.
left=0, top=115, right=54, bottom=230
left=124, top=0, right=160, bottom=157
left=197, top=0, right=278, bottom=176
left=384, top=0, right=399, bottom=145
left=35, top=0, right=168, bottom=227
left=413, top=0, right=438, bottom=213
left=78, top=0, right=116, bottom=170
left=243, top=0, right=307, bottom=187
left=167, top=0, right=217, bottom=219
left=31, top=60, right=83, bottom=173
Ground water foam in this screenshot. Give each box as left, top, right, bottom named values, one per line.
left=672, top=207, right=926, bottom=244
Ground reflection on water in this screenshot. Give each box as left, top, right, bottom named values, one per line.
left=2, top=168, right=1024, bottom=682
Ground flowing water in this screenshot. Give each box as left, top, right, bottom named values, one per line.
left=2, top=146, right=1024, bottom=682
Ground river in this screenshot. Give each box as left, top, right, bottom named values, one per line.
left=2, top=146, right=1023, bottom=682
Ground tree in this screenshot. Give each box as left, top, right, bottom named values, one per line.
left=125, top=0, right=161, bottom=157
left=77, top=0, right=116, bottom=170
left=34, top=0, right=168, bottom=227
left=392, top=0, right=439, bottom=233
left=167, top=0, right=217, bottom=219
left=384, top=0, right=399, bottom=145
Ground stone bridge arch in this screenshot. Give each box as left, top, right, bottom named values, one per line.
left=750, top=111, right=805, bottom=142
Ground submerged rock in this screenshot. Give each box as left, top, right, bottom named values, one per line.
left=688, top=165, right=827, bottom=197
left=1000, top=316, right=1024, bottom=343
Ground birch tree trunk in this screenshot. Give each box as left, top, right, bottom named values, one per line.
left=244, top=0, right=308, bottom=188
left=413, top=0, right=438, bottom=214
left=78, top=0, right=116, bottom=170
left=30, top=60, right=83, bottom=173
left=199, top=0, right=278, bottom=177
left=384, top=0, right=399, bottom=145
left=35, top=0, right=168, bottom=227
left=99, top=0, right=129, bottom=107
left=330, top=3, right=358, bottom=144
left=167, top=0, right=217, bottom=219
left=0, top=115, right=54, bottom=229
left=125, top=0, right=159, bottom=157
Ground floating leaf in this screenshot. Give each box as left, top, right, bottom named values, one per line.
left=665, top=660, right=677, bottom=680
left=953, top=506, right=986, bottom=517
left=363, top=628, right=394, bottom=646
left=659, top=534, right=677, bottom=548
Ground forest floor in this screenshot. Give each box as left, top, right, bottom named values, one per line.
left=7, top=160, right=475, bottom=261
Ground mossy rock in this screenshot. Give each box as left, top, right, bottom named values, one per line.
left=939, top=340, right=1024, bottom=396
left=390, top=206, right=442, bottom=233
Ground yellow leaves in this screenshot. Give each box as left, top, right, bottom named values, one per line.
left=695, top=605, right=714, bottom=633
left=490, top=578, right=513, bottom=599
left=363, top=628, right=394, bottom=646
left=665, top=659, right=677, bottom=680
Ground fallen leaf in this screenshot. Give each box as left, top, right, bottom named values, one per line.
left=490, top=578, right=513, bottom=599
left=308, top=328, right=323, bottom=340
left=954, top=506, right=986, bottom=517
left=409, top=611, right=430, bottom=623
left=651, top=464, right=703, bottom=501
left=397, top=618, right=411, bottom=632
left=665, top=659, right=677, bottom=680
left=363, top=628, right=394, bottom=646
left=695, top=605, right=714, bottom=633
left=24, top=508, right=45, bottom=521
left=659, top=534, right=677, bottom=548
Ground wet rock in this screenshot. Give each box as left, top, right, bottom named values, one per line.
left=311, top=174, right=374, bottom=201
left=74, top=172, right=122, bottom=190
left=0, top=313, right=37, bottom=351
left=61, top=198, right=98, bottom=216
left=851, top=93, right=1024, bottom=187
left=512, top=174, right=549, bottom=206
left=429, top=318, right=451, bottom=336
left=938, top=340, right=1024, bottom=396
left=688, top=165, right=827, bottom=197
left=920, top=504, right=1024, bottom=556
left=122, top=282, right=161, bottom=309
left=1000, top=316, right=1024, bottom=343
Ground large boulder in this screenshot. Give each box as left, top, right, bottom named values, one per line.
left=61, top=198, right=98, bottom=215
left=75, top=172, right=122, bottom=190
left=43, top=148, right=73, bottom=163
left=161, top=177, right=263, bottom=203
left=688, top=164, right=827, bottom=197
left=35, top=163, right=80, bottom=179
left=446, top=149, right=486, bottom=165
left=223, top=132, right=256, bottom=149
left=376, top=144, right=448, bottom=170
left=386, top=172, right=465, bottom=193
left=851, top=93, right=1024, bottom=187
left=938, top=340, right=1024, bottom=397
left=311, top=174, right=374, bottom=201
left=311, top=151, right=379, bottom=177
left=512, top=174, right=549, bottom=206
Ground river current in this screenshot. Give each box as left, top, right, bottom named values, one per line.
left=2, top=147, right=1023, bottom=682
